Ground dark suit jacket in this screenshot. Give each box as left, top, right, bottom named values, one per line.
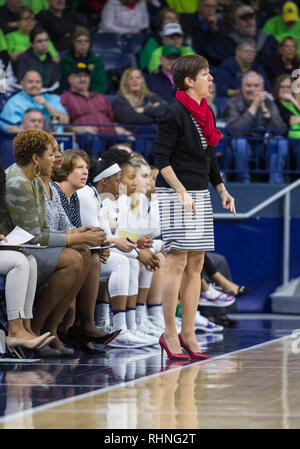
left=154, top=99, right=223, bottom=190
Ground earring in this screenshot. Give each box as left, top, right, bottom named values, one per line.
left=33, top=162, right=41, bottom=177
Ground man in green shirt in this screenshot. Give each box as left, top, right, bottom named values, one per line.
left=263, top=1, right=300, bottom=53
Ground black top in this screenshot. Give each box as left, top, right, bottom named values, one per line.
left=36, top=10, right=87, bottom=51
left=154, top=99, right=223, bottom=191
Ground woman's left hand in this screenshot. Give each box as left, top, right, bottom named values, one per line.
left=98, top=248, right=110, bottom=264
left=0, top=234, right=7, bottom=242
left=220, top=190, right=236, bottom=216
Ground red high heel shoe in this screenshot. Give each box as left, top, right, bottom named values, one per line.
left=178, top=334, right=211, bottom=360
left=159, top=333, right=190, bottom=360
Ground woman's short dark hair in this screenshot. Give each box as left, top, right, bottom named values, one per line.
left=68, top=26, right=91, bottom=55
left=13, top=129, right=56, bottom=166
left=53, top=149, right=90, bottom=182
left=171, top=54, right=209, bottom=91
left=30, top=26, right=48, bottom=44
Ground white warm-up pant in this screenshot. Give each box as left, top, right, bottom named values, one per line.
left=0, top=251, right=37, bottom=321
left=100, top=251, right=140, bottom=297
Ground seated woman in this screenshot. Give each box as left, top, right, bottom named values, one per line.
left=0, top=164, right=54, bottom=356
left=112, top=67, right=168, bottom=126
left=98, top=0, right=149, bottom=35
left=100, top=149, right=161, bottom=342
left=40, top=146, right=119, bottom=354
left=5, top=7, right=59, bottom=63
left=265, top=36, right=300, bottom=88
left=2, top=129, right=117, bottom=356
left=60, top=26, right=108, bottom=94
left=78, top=157, right=157, bottom=348
left=273, top=73, right=300, bottom=173
left=49, top=149, right=121, bottom=351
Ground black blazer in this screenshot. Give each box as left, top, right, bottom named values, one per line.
left=154, top=99, right=223, bottom=191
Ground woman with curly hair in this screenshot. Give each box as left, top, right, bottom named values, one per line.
left=112, top=67, right=168, bottom=125
left=0, top=163, right=54, bottom=355
left=1, top=129, right=118, bottom=356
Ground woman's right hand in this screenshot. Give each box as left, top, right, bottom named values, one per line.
left=81, top=230, right=107, bottom=247
left=177, top=191, right=197, bottom=216
left=114, top=237, right=137, bottom=253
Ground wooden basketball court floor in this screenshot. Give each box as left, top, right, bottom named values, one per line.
left=0, top=314, right=300, bottom=430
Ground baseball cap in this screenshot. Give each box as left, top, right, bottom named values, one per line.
left=71, top=61, right=90, bottom=74
left=161, top=23, right=184, bottom=36
left=282, top=1, right=299, bottom=22
left=161, top=45, right=181, bottom=57
left=235, top=4, right=255, bottom=19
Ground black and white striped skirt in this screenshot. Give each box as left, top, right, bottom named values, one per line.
left=156, top=187, right=214, bottom=252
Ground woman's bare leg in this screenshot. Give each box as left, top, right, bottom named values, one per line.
left=31, top=246, right=90, bottom=345
left=180, top=250, right=205, bottom=352
left=161, top=250, right=188, bottom=354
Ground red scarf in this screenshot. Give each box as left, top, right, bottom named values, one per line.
left=176, top=90, right=222, bottom=147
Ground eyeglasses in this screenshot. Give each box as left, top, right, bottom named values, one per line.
left=20, top=15, right=35, bottom=21
left=279, top=85, right=292, bottom=89
left=238, top=13, right=255, bottom=21
left=75, top=39, right=90, bottom=44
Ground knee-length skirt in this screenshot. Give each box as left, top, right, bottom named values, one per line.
left=24, top=247, right=64, bottom=288
left=156, top=188, right=214, bottom=253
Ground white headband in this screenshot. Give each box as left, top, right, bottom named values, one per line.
left=93, top=163, right=121, bottom=183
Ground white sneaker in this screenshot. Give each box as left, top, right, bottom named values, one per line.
left=133, top=325, right=159, bottom=345
left=148, top=314, right=165, bottom=331
left=106, top=328, right=148, bottom=349
left=139, top=316, right=162, bottom=338
left=194, top=311, right=224, bottom=332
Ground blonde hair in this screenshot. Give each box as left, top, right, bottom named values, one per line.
left=118, top=67, right=154, bottom=108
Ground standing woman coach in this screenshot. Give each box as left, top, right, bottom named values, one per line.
left=154, top=55, right=236, bottom=360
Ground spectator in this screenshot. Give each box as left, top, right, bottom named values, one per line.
left=148, top=22, right=195, bottom=73
left=273, top=74, right=300, bottom=172
left=60, top=62, right=132, bottom=150
left=60, top=26, right=108, bottom=94
left=180, top=0, right=224, bottom=66
left=265, top=36, right=300, bottom=88
left=36, top=0, right=88, bottom=52
left=0, top=70, right=69, bottom=134
left=5, top=7, right=36, bottom=63
left=0, top=0, right=23, bottom=35
left=209, top=3, right=279, bottom=67
left=224, top=70, right=287, bottom=183
left=98, top=0, right=150, bottom=35
left=215, top=39, right=271, bottom=98
left=263, top=1, right=300, bottom=50
left=139, top=6, right=180, bottom=71
left=206, top=81, right=218, bottom=117
left=16, top=26, right=61, bottom=93
left=112, top=67, right=168, bottom=125
left=146, top=44, right=180, bottom=104
left=0, top=49, right=19, bottom=97
left=21, top=108, right=45, bottom=130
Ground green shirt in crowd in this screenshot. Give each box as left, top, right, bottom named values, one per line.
left=148, top=45, right=196, bottom=73
left=5, top=30, right=58, bottom=59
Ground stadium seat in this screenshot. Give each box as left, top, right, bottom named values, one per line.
left=92, top=32, right=122, bottom=50
left=91, top=48, right=137, bottom=71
